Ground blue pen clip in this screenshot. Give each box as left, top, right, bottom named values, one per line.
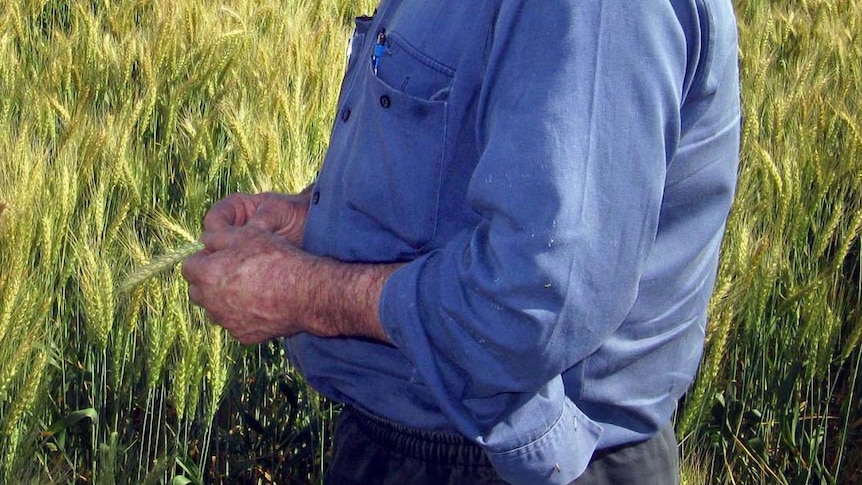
left=372, top=30, right=386, bottom=74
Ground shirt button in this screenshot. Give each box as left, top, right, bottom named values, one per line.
left=312, top=191, right=320, bottom=204
left=340, top=108, right=351, bottom=121
left=379, top=95, right=391, bottom=109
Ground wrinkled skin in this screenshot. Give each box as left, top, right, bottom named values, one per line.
left=182, top=191, right=397, bottom=345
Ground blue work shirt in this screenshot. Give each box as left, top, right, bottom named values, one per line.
left=286, top=0, right=741, bottom=483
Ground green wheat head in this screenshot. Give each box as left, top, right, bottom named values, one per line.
left=117, top=241, right=204, bottom=295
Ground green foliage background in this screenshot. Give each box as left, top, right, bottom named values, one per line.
left=0, top=0, right=859, bottom=483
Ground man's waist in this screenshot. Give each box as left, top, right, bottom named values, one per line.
left=284, top=333, right=678, bottom=451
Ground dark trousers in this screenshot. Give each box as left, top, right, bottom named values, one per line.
left=324, top=406, right=680, bottom=485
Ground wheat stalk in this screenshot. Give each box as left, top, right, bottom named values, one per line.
left=204, top=325, right=230, bottom=422
left=145, top=283, right=172, bottom=390
left=117, top=240, right=204, bottom=294
left=0, top=332, right=34, bottom=405
left=77, top=242, right=116, bottom=350
left=1, top=349, right=47, bottom=481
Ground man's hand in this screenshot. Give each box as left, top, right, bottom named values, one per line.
left=182, top=204, right=401, bottom=345
left=182, top=224, right=314, bottom=344
left=204, top=191, right=311, bottom=246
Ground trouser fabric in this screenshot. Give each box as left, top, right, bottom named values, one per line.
left=323, top=406, right=680, bottom=485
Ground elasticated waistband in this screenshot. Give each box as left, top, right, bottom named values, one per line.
left=343, top=406, right=493, bottom=468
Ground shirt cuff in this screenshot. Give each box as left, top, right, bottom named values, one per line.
left=487, top=399, right=602, bottom=485
left=379, top=253, right=430, bottom=348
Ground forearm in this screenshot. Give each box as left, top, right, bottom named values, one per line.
left=298, top=255, right=401, bottom=343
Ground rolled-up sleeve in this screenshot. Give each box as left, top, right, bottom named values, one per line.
left=379, top=1, right=691, bottom=483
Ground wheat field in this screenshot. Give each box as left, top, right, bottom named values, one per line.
left=0, top=0, right=860, bottom=483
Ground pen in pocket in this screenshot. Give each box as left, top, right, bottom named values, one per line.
left=371, top=30, right=386, bottom=74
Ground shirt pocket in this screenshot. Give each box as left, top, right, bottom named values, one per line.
left=340, top=32, right=454, bottom=253
left=375, top=31, right=455, bottom=101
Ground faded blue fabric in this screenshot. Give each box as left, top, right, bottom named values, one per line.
left=286, top=0, right=741, bottom=483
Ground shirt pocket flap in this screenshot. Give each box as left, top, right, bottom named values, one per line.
left=374, top=31, right=455, bottom=101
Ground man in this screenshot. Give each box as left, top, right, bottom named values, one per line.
left=182, top=0, right=741, bottom=483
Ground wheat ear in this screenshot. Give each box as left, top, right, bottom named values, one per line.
left=118, top=241, right=204, bottom=294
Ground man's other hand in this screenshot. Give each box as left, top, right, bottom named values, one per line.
left=203, top=191, right=311, bottom=246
